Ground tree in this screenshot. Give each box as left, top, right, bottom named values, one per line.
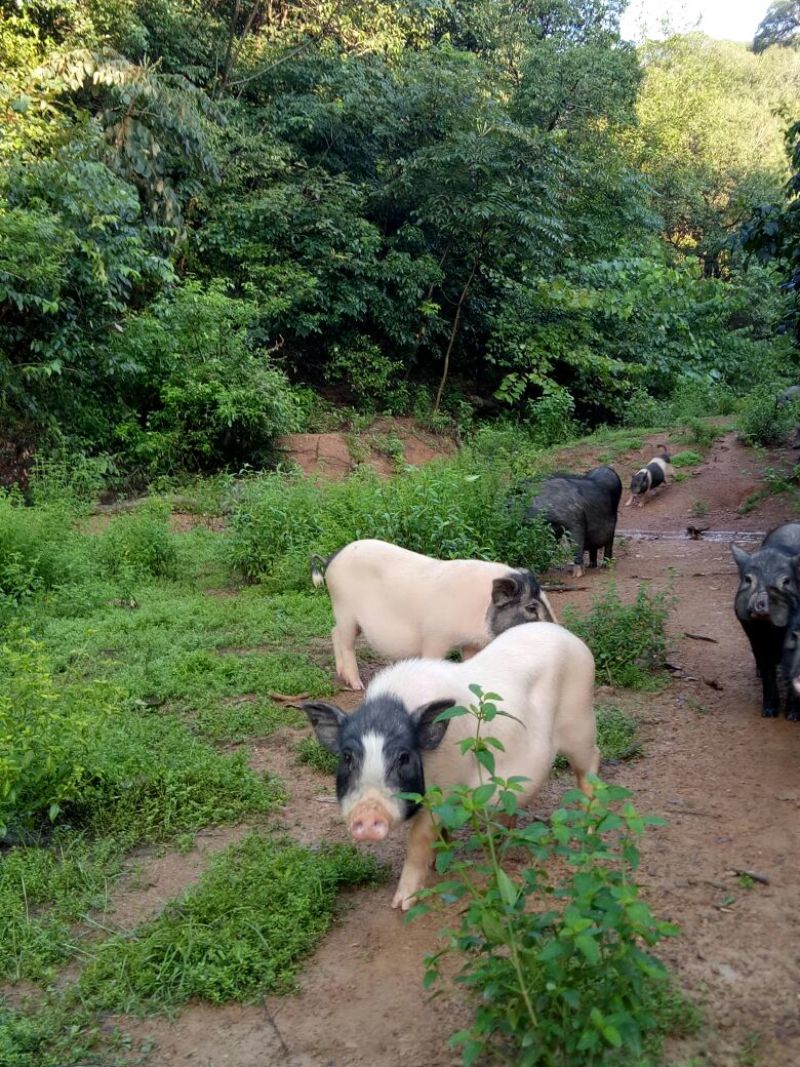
left=753, top=1, right=800, bottom=54
left=741, top=121, right=800, bottom=341
left=629, top=34, right=800, bottom=272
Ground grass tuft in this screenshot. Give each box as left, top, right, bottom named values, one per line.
left=79, top=832, right=387, bottom=1009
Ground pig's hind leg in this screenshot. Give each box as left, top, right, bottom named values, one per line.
left=559, top=717, right=600, bottom=798
left=331, top=614, right=364, bottom=691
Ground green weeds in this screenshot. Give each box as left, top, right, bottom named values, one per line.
left=737, top=386, right=799, bottom=447
left=79, top=832, right=387, bottom=1009
left=228, top=458, right=563, bottom=588
left=564, top=583, right=672, bottom=689
left=296, top=736, right=339, bottom=775
left=670, top=451, right=702, bottom=468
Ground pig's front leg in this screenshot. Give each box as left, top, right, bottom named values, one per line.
left=392, top=809, right=437, bottom=911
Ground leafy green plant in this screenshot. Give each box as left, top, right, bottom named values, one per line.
left=0, top=496, right=87, bottom=621
left=563, top=583, right=672, bottom=689
left=79, top=833, right=387, bottom=1009
left=689, top=499, right=708, bottom=518
left=0, top=638, right=115, bottom=837
left=409, top=688, right=692, bottom=1067
left=737, top=386, right=799, bottom=447
left=98, top=500, right=178, bottom=582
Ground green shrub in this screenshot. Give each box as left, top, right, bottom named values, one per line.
left=228, top=458, right=564, bottom=588
left=0, top=639, right=115, bottom=837
left=563, top=583, right=671, bottom=689
left=109, top=283, right=303, bottom=474
left=737, top=385, right=799, bottom=447
left=527, top=384, right=580, bottom=447
left=98, top=500, right=178, bottom=581
left=79, top=832, right=387, bottom=1009
left=410, top=689, right=692, bottom=1067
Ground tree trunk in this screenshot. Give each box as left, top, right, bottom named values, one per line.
left=433, top=256, right=479, bottom=414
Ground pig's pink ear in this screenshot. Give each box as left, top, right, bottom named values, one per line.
left=492, top=575, right=521, bottom=608
left=302, top=702, right=347, bottom=754
left=412, top=699, right=456, bottom=751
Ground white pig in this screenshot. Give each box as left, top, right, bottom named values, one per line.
left=303, top=622, right=598, bottom=910
left=310, top=539, right=558, bottom=690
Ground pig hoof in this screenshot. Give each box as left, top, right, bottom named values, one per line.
left=392, top=881, right=422, bottom=911
left=786, top=708, right=800, bottom=722
left=761, top=706, right=779, bottom=718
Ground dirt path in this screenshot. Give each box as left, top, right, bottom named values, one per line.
left=117, top=432, right=800, bottom=1067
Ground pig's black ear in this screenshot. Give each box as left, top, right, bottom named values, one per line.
left=301, top=702, right=347, bottom=754
left=412, top=699, right=456, bottom=751
left=731, top=544, right=751, bottom=574
left=492, top=575, right=521, bottom=608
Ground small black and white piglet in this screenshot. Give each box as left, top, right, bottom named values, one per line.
left=303, top=623, right=598, bottom=910
left=625, top=450, right=673, bottom=507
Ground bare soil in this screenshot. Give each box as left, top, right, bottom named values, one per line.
left=99, top=431, right=800, bottom=1066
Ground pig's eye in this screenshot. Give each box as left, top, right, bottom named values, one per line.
left=396, top=751, right=411, bottom=769
left=341, top=751, right=354, bottom=770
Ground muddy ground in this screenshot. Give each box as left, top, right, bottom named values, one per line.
left=97, top=431, right=800, bottom=1066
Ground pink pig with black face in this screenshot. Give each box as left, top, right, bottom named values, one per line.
left=304, top=622, right=598, bottom=911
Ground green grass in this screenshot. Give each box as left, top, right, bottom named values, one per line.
left=296, top=736, right=339, bottom=774
left=670, top=451, right=702, bottom=468
left=0, top=995, right=152, bottom=1067
left=78, top=832, right=387, bottom=1010
left=0, top=832, right=125, bottom=982
left=555, top=704, right=640, bottom=769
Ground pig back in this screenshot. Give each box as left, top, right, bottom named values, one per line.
left=367, top=623, right=595, bottom=796
left=763, top=523, right=800, bottom=556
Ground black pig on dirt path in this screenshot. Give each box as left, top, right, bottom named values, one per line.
left=732, top=522, right=800, bottom=719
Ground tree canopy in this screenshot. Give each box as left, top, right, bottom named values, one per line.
left=0, top=1, right=797, bottom=476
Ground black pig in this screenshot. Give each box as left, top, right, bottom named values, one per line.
left=524, top=465, right=622, bottom=578
left=732, top=522, right=800, bottom=718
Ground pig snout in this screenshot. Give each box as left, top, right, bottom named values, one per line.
left=747, top=589, right=771, bottom=617
left=348, top=800, right=393, bottom=842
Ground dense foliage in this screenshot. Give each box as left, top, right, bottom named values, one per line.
left=1, top=1, right=798, bottom=474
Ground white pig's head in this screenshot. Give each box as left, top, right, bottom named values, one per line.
left=302, top=695, right=455, bottom=842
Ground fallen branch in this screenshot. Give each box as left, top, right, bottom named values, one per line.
left=269, top=691, right=310, bottom=703
left=541, top=584, right=590, bottom=592
left=684, top=632, right=719, bottom=644
left=731, top=867, right=770, bottom=885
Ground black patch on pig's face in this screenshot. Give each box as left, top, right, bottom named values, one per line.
left=487, top=569, right=551, bottom=636
left=732, top=547, right=799, bottom=627
left=303, top=696, right=454, bottom=821
left=630, top=470, right=649, bottom=496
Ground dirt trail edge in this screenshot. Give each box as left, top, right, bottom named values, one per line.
left=130, top=432, right=799, bottom=1067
